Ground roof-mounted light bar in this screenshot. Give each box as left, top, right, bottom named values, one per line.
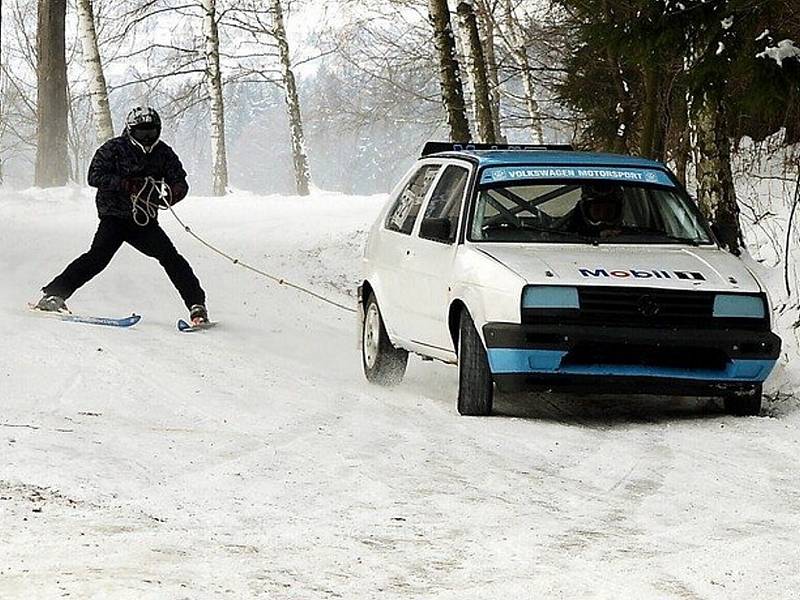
left=421, top=141, right=574, bottom=157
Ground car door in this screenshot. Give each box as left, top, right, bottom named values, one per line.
left=375, top=162, right=442, bottom=341
left=402, top=163, right=472, bottom=351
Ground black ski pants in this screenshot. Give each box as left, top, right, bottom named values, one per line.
left=43, top=217, right=205, bottom=309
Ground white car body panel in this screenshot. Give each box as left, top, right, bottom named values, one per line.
left=363, top=158, right=472, bottom=358
left=450, top=247, right=527, bottom=332
left=474, top=243, right=763, bottom=293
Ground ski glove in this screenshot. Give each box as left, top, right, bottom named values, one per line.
left=168, top=180, right=189, bottom=205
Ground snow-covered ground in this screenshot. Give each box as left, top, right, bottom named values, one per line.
left=1, top=187, right=800, bottom=599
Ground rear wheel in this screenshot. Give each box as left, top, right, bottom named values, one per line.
left=723, top=384, right=763, bottom=416
left=362, top=294, right=408, bottom=386
left=457, top=310, right=494, bottom=416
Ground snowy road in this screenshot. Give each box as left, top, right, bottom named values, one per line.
left=1, top=188, right=799, bottom=599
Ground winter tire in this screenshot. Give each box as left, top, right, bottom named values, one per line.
left=362, top=293, right=408, bottom=386
left=457, top=310, right=494, bottom=416
left=723, top=384, right=763, bottom=416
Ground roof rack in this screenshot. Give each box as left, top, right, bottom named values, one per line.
left=421, top=141, right=574, bottom=157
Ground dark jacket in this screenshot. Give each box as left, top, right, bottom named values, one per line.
left=87, top=136, right=189, bottom=220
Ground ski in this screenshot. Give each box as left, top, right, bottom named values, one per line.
left=177, top=319, right=217, bottom=333
left=28, top=305, right=141, bottom=328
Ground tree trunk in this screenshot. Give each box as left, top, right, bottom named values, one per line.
left=428, top=0, right=471, bottom=142
left=501, top=0, right=543, bottom=143
left=674, top=128, right=690, bottom=186
left=76, top=0, right=114, bottom=144
left=606, top=47, right=632, bottom=153
left=456, top=1, right=496, bottom=143
left=474, top=0, right=505, bottom=143
left=694, top=92, right=742, bottom=254
left=672, top=92, right=691, bottom=186
left=639, top=63, right=667, bottom=161
left=639, top=64, right=658, bottom=158
left=270, top=0, right=310, bottom=196
left=201, top=0, right=229, bottom=196
left=0, top=0, right=4, bottom=183
left=35, top=0, right=69, bottom=187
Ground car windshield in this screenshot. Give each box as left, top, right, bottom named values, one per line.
left=470, top=180, right=713, bottom=245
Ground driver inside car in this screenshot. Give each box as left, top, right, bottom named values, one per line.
left=563, top=182, right=626, bottom=238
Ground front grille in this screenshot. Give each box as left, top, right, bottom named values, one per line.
left=522, top=286, right=767, bottom=330
left=579, top=287, right=714, bottom=327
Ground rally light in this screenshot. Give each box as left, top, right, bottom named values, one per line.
left=522, top=286, right=580, bottom=309
left=713, top=294, right=766, bottom=319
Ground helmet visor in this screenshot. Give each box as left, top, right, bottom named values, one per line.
left=583, top=197, right=622, bottom=226
left=130, top=126, right=159, bottom=147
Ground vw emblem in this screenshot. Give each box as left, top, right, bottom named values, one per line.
left=638, top=295, right=660, bottom=317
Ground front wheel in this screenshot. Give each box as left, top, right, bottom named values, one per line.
left=723, top=385, right=763, bottom=416
left=457, top=310, right=494, bottom=416
left=362, top=293, right=408, bottom=386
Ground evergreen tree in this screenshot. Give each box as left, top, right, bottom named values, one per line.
left=556, top=0, right=800, bottom=254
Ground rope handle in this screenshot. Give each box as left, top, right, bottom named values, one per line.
left=130, top=177, right=168, bottom=226
left=130, top=179, right=356, bottom=314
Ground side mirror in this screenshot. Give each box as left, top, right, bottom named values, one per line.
left=420, top=217, right=452, bottom=242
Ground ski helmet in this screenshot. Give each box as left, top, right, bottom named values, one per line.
left=125, top=106, right=162, bottom=148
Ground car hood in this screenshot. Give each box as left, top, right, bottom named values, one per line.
left=474, top=243, right=763, bottom=293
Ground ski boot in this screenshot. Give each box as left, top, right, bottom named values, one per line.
left=33, top=294, right=69, bottom=313
left=189, top=304, right=209, bottom=326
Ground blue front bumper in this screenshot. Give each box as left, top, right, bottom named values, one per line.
left=483, top=322, right=781, bottom=394
left=487, top=348, right=776, bottom=382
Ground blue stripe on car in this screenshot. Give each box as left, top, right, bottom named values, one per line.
left=486, top=348, right=776, bottom=382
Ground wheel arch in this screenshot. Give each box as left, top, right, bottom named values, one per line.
left=359, top=277, right=402, bottom=347
left=448, top=299, right=468, bottom=354
left=359, top=279, right=375, bottom=310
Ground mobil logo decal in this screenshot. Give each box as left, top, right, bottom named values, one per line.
left=579, top=268, right=706, bottom=281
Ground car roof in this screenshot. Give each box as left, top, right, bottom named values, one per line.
left=427, top=150, right=667, bottom=170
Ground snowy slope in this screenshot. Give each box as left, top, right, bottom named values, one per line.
left=1, top=187, right=800, bottom=599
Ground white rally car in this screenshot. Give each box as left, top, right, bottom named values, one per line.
left=358, top=143, right=781, bottom=416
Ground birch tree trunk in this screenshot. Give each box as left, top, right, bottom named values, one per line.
left=270, top=0, right=310, bottom=196
left=474, top=0, right=505, bottom=143
left=75, top=0, right=114, bottom=143
left=35, top=0, right=69, bottom=187
left=456, top=1, right=496, bottom=143
left=694, top=92, right=742, bottom=255
left=500, top=0, right=543, bottom=143
left=0, top=0, right=4, bottom=183
left=428, top=0, right=471, bottom=142
left=201, top=0, right=229, bottom=196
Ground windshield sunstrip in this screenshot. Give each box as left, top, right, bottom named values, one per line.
left=480, top=166, right=675, bottom=187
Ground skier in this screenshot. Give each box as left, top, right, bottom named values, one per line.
left=34, top=106, right=209, bottom=325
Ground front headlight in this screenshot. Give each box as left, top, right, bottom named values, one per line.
left=522, top=286, right=580, bottom=309
left=713, top=294, right=766, bottom=319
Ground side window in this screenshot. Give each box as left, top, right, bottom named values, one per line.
left=385, top=165, right=441, bottom=235
left=419, top=165, right=469, bottom=244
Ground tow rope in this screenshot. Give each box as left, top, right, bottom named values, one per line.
left=131, top=177, right=357, bottom=314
